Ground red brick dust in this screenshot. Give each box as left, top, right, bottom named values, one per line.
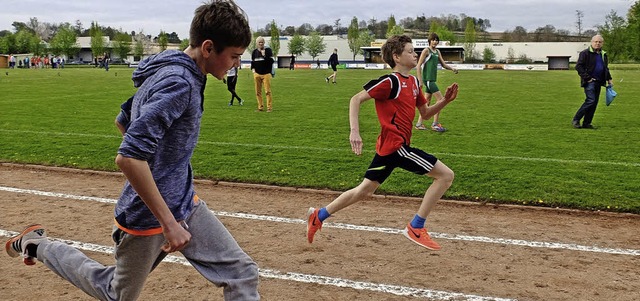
left=1, top=163, right=639, bottom=301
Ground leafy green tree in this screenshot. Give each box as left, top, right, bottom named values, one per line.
left=269, top=20, right=280, bottom=56
left=158, top=30, right=168, bottom=51
left=15, top=29, right=37, bottom=53
left=429, top=21, right=456, bottom=44
left=386, top=15, right=396, bottom=35
left=385, top=15, right=404, bottom=38
left=463, top=18, right=477, bottom=61
left=112, top=32, right=132, bottom=61
left=49, top=25, right=79, bottom=58
left=180, top=38, right=190, bottom=51
left=305, top=31, right=326, bottom=60
left=598, top=10, right=628, bottom=62
left=356, top=30, right=374, bottom=57
left=482, top=46, right=496, bottom=63
left=90, top=21, right=105, bottom=58
left=287, top=33, right=305, bottom=56
left=0, top=33, right=17, bottom=54
left=134, top=40, right=144, bottom=61
left=626, top=1, right=640, bottom=61
left=347, top=17, right=360, bottom=60
left=386, top=25, right=404, bottom=38
left=32, top=40, right=46, bottom=56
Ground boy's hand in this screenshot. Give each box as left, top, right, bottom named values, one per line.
left=443, top=83, right=459, bottom=103
left=350, top=130, right=363, bottom=156
left=161, top=220, right=191, bottom=253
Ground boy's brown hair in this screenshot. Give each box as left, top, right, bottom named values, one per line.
left=428, top=32, right=440, bottom=43
left=190, top=0, right=251, bottom=53
left=381, top=35, right=412, bottom=69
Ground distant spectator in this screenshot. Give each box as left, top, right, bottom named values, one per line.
left=224, top=66, right=243, bottom=106
left=572, top=34, right=613, bottom=129
left=325, top=48, right=339, bottom=84
left=289, top=54, right=295, bottom=70
left=251, top=36, right=274, bottom=112
left=104, top=52, right=110, bottom=71
left=415, top=32, right=458, bottom=132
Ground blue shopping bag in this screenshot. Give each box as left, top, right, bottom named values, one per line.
left=606, top=85, right=617, bottom=106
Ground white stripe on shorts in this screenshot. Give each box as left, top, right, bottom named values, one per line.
left=398, top=146, right=434, bottom=172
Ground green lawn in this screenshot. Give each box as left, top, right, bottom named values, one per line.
left=1, top=66, right=638, bottom=213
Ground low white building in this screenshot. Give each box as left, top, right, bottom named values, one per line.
left=473, top=42, right=591, bottom=63
left=242, top=35, right=592, bottom=65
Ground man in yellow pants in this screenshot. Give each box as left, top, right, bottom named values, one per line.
left=251, top=36, right=274, bottom=112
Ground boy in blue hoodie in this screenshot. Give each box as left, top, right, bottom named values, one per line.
left=5, top=1, right=259, bottom=300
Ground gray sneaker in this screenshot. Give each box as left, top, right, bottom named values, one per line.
left=5, top=224, right=47, bottom=265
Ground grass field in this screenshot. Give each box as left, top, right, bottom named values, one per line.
left=0, top=66, right=638, bottom=213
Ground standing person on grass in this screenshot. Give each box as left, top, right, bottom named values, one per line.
left=225, top=65, right=243, bottom=106
left=306, top=35, right=459, bottom=250
left=251, top=36, right=274, bottom=112
left=414, top=33, right=458, bottom=132
left=325, top=48, right=339, bottom=84
left=5, top=1, right=260, bottom=300
left=572, top=34, right=612, bottom=129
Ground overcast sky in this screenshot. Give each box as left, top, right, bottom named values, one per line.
left=1, top=0, right=635, bottom=40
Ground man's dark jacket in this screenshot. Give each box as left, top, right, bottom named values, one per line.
left=575, top=46, right=612, bottom=87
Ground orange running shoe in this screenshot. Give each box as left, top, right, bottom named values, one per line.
left=306, top=207, right=323, bottom=243
left=402, top=223, right=441, bottom=250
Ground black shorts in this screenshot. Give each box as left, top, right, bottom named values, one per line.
left=364, top=145, right=438, bottom=184
left=331, top=64, right=337, bottom=71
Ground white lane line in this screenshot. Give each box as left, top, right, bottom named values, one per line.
left=1, top=186, right=639, bottom=257
left=2, top=129, right=639, bottom=168
left=0, top=229, right=514, bottom=301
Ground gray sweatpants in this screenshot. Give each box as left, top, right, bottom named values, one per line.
left=36, top=200, right=260, bottom=300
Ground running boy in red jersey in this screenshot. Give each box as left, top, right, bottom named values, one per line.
left=306, top=35, right=459, bottom=250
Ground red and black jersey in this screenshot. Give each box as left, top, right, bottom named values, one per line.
left=363, top=72, right=427, bottom=156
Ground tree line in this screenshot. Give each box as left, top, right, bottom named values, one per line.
left=0, top=18, right=190, bottom=62
left=1, top=2, right=638, bottom=63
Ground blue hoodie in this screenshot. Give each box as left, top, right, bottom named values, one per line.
left=115, top=50, right=207, bottom=233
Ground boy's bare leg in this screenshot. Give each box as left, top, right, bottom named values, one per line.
left=325, top=179, right=380, bottom=214
left=417, top=161, right=454, bottom=218
left=431, top=91, right=444, bottom=124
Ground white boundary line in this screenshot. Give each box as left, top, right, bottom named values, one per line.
left=0, top=229, right=514, bottom=301
left=2, top=129, right=639, bottom=168
left=1, top=186, right=638, bottom=256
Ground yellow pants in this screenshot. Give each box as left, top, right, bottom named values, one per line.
left=253, top=73, right=273, bottom=111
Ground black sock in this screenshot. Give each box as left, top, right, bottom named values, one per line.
left=26, top=244, right=38, bottom=258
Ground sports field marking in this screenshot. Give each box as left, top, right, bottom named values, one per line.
left=1, top=186, right=638, bottom=256
left=0, top=228, right=514, bottom=300
left=2, top=128, right=640, bottom=168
